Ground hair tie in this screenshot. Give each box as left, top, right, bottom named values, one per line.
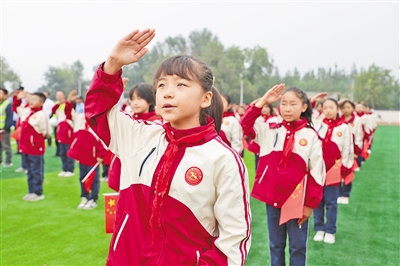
left=212, top=76, right=215, bottom=85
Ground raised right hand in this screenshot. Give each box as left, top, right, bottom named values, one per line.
left=256, top=84, right=285, bottom=107
left=104, top=29, right=156, bottom=74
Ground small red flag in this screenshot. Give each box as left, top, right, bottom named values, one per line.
left=326, top=158, right=342, bottom=186
left=280, top=176, right=306, bottom=225
left=344, top=159, right=358, bottom=185
left=360, top=139, right=372, bottom=159
left=104, top=192, right=119, bottom=234
left=81, top=162, right=99, bottom=193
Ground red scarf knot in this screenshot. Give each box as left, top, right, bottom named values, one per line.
left=279, top=118, right=309, bottom=167
left=323, top=117, right=343, bottom=143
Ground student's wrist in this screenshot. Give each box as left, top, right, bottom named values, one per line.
left=255, top=98, right=267, bottom=108
left=104, top=56, right=123, bottom=74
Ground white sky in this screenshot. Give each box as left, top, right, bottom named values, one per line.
left=1, top=1, right=399, bottom=92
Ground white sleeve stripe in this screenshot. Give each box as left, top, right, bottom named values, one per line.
left=215, top=137, right=251, bottom=266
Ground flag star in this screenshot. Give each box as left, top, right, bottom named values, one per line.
left=108, top=199, right=116, bottom=207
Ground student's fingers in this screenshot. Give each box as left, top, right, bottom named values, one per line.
left=136, top=29, right=155, bottom=44
left=133, top=48, right=150, bottom=62
left=130, top=28, right=151, bottom=41
left=136, top=31, right=156, bottom=50
left=123, top=29, right=140, bottom=41
left=297, top=217, right=306, bottom=226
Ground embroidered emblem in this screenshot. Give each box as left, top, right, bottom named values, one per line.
left=299, top=139, right=308, bottom=146
left=185, top=167, right=203, bottom=186
left=224, top=121, right=229, bottom=125
left=350, top=123, right=354, bottom=127
left=337, top=132, right=342, bottom=137
left=33, top=116, right=37, bottom=120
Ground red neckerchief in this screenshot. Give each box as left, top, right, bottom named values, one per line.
left=323, top=117, right=343, bottom=143
left=356, top=111, right=364, bottom=117
left=262, top=114, right=273, bottom=122
left=132, top=110, right=157, bottom=121
left=341, top=113, right=355, bottom=124
left=280, top=118, right=308, bottom=166
left=149, top=118, right=217, bottom=238
left=222, top=111, right=235, bottom=118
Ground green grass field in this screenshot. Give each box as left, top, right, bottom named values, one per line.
left=1, top=126, right=399, bottom=265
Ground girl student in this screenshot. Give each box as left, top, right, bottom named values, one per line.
left=245, top=101, right=278, bottom=169
left=220, top=94, right=243, bottom=155
left=338, top=99, right=363, bottom=204
left=313, top=98, right=354, bottom=244
left=241, top=85, right=325, bottom=266
left=107, top=81, right=163, bottom=192
left=85, top=29, right=251, bottom=266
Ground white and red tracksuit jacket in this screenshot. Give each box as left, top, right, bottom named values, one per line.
left=241, top=105, right=326, bottom=209
left=13, top=97, right=51, bottom=155
left=341, top=114, right=363, bottom=156
left=246, top=115, right=279, bottom=155
left=85, top=64, right=252, bottom=266
left=107, top=111, right=163, bottom=192
left=316, top=117, right=354, bottom=185
left=356, top=112, right=373, bottom=141
left=220, top=112, right=243, bottom=154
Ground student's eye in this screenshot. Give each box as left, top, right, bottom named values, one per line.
left=157, top=83, right=164, bottom=88
left=177, top=83, right=186, bottom=87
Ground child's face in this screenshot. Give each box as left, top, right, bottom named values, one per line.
left=322, top=100, right=338, bottom=120
left=261, top=105, right=271, bottom=116
left=355, top=104, right=364, bottom=113
left=156, top=74, right=211, bottom=129
left=221, top=97, right=231, bottom=113
left=317, top=103, right=323, bottom=113
left=130, top=92, right=150, bottom=114
left=29, top=95, right=43, bottom=109
left=279, top=91, right=307, bottom=122
left=340, top=102, right=354, bottom=116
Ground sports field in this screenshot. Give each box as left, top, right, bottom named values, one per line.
left=1, top=125, right=399, bottom=265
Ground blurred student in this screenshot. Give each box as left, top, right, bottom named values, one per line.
left=0, top=88, right=14, bottom=167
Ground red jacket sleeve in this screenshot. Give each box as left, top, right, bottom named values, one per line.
left=52, top=103, right=60, bottom=115
left=64, top=101, right=74, bottom=121
left=240, top=104, right=262, bottom=140
left=85, top=63, right=124, bottom=146
left=12, top=96, right=22, bottom=113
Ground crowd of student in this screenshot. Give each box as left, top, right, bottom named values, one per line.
left=0, top=28, right=379, bottom=265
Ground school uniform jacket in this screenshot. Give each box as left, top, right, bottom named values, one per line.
left=85, top=64, right=251, bottom=266
left=241, top=105, right=326, bottom=209
left=247, top=115, right=278, bottom=155
left=317, top=118, right=354, bottom=185
left=356, top=112, right=373, bottom=140
left=13, top=97, right=51, bottom=155
left=220, top=112, right=243, bottom=154
left=107, top=111, right=163, bottom=192
left=342, top=114, right=363, bottom=156
left=67, top=122, right=107, bottom=166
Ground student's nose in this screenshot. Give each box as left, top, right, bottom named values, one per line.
left=163, top=85, right=174, bottom=99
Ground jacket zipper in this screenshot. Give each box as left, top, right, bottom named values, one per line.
left=139, top=147, right=156, bottom=177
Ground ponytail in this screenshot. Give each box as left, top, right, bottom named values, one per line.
left=201, top=86, right=223, bottom=134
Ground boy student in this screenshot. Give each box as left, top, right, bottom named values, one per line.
left=52, top=90, right=75, bottom=177
left=13, top=91, right=51, bottom=201
left=0, top=88, right=14, bottom=167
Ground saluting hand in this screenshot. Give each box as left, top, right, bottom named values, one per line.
left=255, top=84, right=285, bottom=108
left=104, top=29, right=156, bottom=74
left=67, top=90, right=78, bottom=103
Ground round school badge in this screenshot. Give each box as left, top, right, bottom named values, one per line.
left=350, top=123, right=354, bottom=127
left=185, top=167, right=203, bottom=186
left=299, top=139, right=308, bottom=146
left=337, top=132, right=343, bottom=137
left=224, top=121, right=229, bottom=125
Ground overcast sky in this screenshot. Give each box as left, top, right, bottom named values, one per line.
left=1, top=1, right=399, bottom=92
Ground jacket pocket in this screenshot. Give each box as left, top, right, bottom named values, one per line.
left=113, top=213, right=129, bottom=252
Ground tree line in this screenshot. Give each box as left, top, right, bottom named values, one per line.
left=1, top=28, right=399, bottom=109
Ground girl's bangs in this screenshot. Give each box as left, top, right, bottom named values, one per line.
left=155, top=56, right=199, bottom=82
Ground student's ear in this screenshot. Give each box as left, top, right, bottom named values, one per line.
left=200, top=91, right=212, bottom=109
left=301, top=104, right=308, bottom=113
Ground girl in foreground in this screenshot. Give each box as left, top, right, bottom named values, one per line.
left=85, top=29, right=251, bottom=266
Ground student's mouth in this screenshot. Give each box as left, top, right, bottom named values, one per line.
left=162, top=103, right=176, bottom=110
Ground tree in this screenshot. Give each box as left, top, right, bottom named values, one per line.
left=0, top=56, right=21, bottom=88
left=353, top=65, right=399, bottom=109
left=38, top=60, right=90, bottom=99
